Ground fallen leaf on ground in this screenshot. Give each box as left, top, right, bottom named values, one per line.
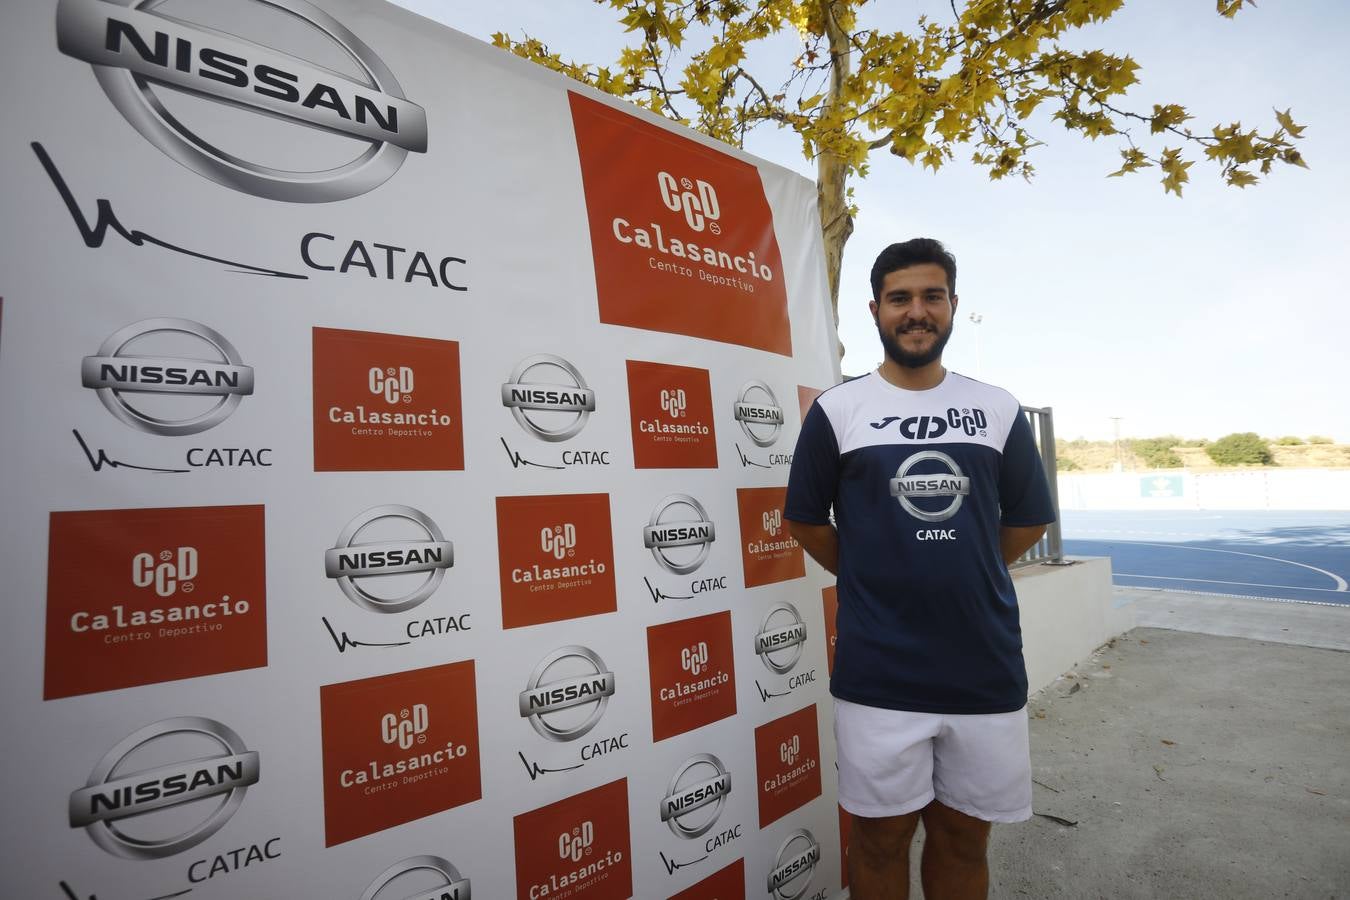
left=1305, top=787, right=1327, bottom=796
left=1161, top=739, right=1175, bottom=746
left=1033, top=812, right=1079, bottom=827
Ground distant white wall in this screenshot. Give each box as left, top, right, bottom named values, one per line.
left=1057, top=468, right=1350, bottom=510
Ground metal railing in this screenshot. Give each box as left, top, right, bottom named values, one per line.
left=1013, top=404, right=1067, bottom=568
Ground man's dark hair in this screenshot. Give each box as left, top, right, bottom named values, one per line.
left=870, top=238, right=957, bottom=300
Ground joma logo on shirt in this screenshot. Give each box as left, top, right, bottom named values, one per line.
left=870, top=408, right=988, bottom=439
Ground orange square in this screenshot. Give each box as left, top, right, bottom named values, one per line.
left=736, top=487, right=805, bottom=588
left=569, top=92, right=791, bottom=356
left=319, top=661, right=482, bottom=846
left=44, top=505, right=266, bottom=700
left=513, top=778, right=632, bottom=900
left=312, top=327, right=464, bottom=472
left=754, top=704, right=822, bottom=828
left=647, top=611, right=737, bottom=742
left=626, top=360, right=718, bottom=469
left=822, top=586, right=839, bottom=678
left=797, top=385, right=823, bottom=423
left=496, top=494, right=617, bottom=629
left=669, top=857, right=745, bottom=900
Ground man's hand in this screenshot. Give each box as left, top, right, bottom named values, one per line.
left=1000, top=523, right=1049, bottom=566
left=788, top=520, right=839, bottom=575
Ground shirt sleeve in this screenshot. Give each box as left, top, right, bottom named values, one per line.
left=785, top=399, right=840, bottom=525
left=998, top=410, right=1056, bottom=526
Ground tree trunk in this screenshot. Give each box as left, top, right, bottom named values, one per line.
left=819, top=0, right=855, bottom=365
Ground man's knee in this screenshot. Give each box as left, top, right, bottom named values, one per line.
left=921, top=801, right=990, bottom=863
left=852, top=811, right=921, bottom=861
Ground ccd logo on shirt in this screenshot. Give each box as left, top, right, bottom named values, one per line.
left=370, top=367, right=414, bottom=403
left=657, top=172, right=721, bottom=233
left=132, top=547, right=197, bottom=597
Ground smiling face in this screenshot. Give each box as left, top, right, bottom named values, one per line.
left=870, top=262, right=958, bottom=370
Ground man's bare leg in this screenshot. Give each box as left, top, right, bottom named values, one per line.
left=918, top=800, right=992, bottom=899
left=848, top=810, right=921, bottom=900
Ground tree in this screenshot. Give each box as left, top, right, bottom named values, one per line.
left=1131, top=435, right=1182, bottom=468
left=1205, top=432, right=1272, bottom=466
left=493, top=0, right=1308, bottom=340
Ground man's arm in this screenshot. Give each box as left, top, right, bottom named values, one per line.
left=788, top=520, right=839, bottom=575
left=1000, top=523, right=1047, bottom=566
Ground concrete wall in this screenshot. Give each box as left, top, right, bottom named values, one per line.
left=1057, top=468, right=1350, bottom=511
left=1016, top=557, right=1131, bottom=696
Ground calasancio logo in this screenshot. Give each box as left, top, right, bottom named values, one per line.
left=56, top=0, right=427, bottom=201
left=320, top=661, right=482, bottom=847
left=45, top=505, right=266, bottom=700
left=625, top=360, right=718, bottom=468
left=325, top=505, right=453, bottom=614
left=496, top=494, right=617, bottom=629
left=646, top=611, right=737, bottom=742
left=754, top=705, right=822, bottom=828
left=737, top=487, right=805, bottom=589
left=70, top=717, right=259, bottom=859
left=569, top=92, right=791, bottom=355
left=312, top=327, right=464, bottom=471
left=513, top=779, right=632, bottom=900
left=362, top=856, right=471, bottom=900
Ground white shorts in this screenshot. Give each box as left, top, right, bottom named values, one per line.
left=834, top=698, right=1032, bottom=823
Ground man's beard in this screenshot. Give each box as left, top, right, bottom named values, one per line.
left=877, top=319, right=954, bottom=369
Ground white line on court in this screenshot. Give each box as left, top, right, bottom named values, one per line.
left=1122, top=541, right=1348, bottom=592
left=1115, top=585, right=1350, bottom=609
left=1115, top=574, right=1348, bottom=594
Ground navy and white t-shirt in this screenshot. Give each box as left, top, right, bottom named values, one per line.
left=785, top=370, right=1055, bottom=714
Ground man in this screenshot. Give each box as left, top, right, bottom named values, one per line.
left=785, top=238, right=1055, bottom=900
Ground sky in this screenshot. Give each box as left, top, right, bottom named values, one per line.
left=393, top=0, right=1349, bottom=443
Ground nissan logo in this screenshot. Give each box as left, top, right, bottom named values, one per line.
left=361, top=855, right=471, bottom=900
left=643, top=494, right=716, bottom=575
left=500, top=354, right=597, bottom=443
left=889, top=450, right=971, bottom=523
left=325, top=505, right=454, bottom=614
left=733, top=380, right=783, bottom=447
left=659, top=753, right=731, bottom=839
left=754, top=602, right=807, bottom=674
left=518, top=646, right=615, bottom=742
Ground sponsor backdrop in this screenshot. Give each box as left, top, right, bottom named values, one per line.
left=0, top=1, right=844, bottom=897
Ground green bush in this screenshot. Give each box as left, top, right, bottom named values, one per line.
left=1131, top=436, right=1183, bottom=469
left=1275, top=436, right=1304, bottom=446
left=1308, top=435, right=1333, bottom=445
left=1058, top=457, right=1081, bottom=471
left=1205, top=432, right=1273, bottom=466
left=1181, top=438, right=1209, bottom=448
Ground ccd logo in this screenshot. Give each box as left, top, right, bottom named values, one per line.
left=541, top=524, right=577, bottom=560
left=780, top=735, right=801, bottom=767
left=132, top=547, right=198, bottom=597
left=559, top=821, right=594, bottom=862
left=380, top=704, right=428, bottom=750
left=370, top=367, right=414, bottom=404
left=657, top=172, right=721, bottom=233
left=763, top=509, right=783, bottom=537
left=660, top=388, right=687, bottom=418
left=681, top=642, right=709, bottom=677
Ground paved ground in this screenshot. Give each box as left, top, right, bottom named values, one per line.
left=895, top=589, right=1350, bottom=899
left=1061, top=510, right=1350, bottom=606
